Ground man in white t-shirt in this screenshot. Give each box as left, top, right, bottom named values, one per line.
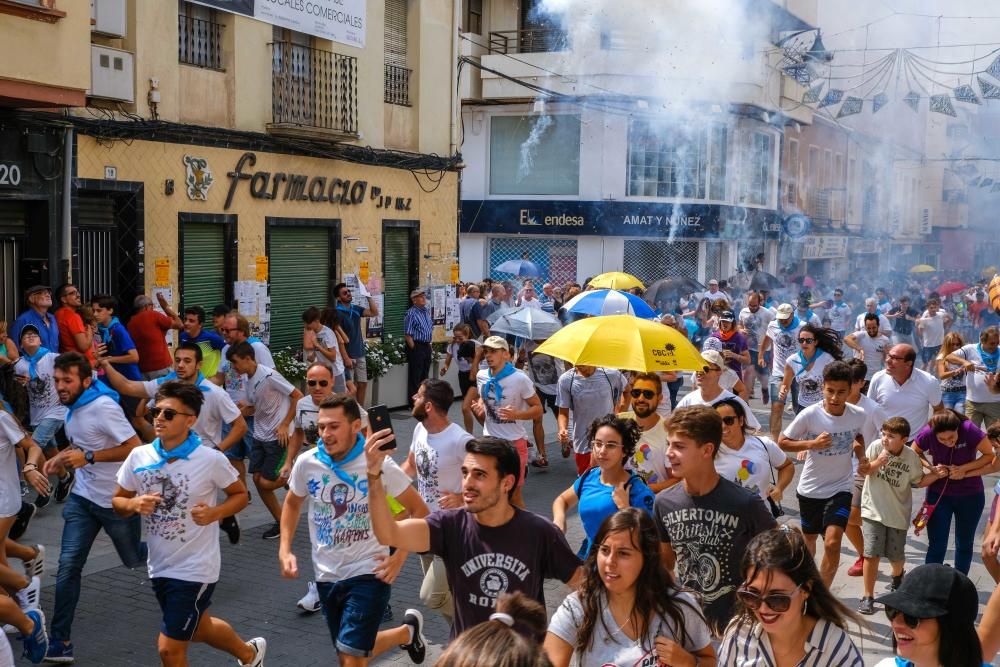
left=226, top=341, right=303, bottom=540
left=279, top=395, right=429, bottom=665
left=618, top=372, right=674, bottom=493
left=916, top=298, right=952, bottom=372
left=739, top=292, right=775, bottom=403
left=42, top=352, right=145, bottom=662
left=302, top=306, right=348, bottom=393
left=556, top=364, right=627, bottom=477
left=868, top=344, right=943, bottom=435
left=472, top=336, right=542, bottom=509
left=843, top=314, right=889, bottom=390
left=759, top=304, right=805, bottom=439
left=401, top=379, right=473, bottom=622
left=703, top=279, right=731, bottom=305
left=855, top=298, right=892, bottom=337
left=113, top=381, right=264, bottom=667
left=946, top=327, right=1000, bottom=429
left=778, top=360, right=870, bottom=587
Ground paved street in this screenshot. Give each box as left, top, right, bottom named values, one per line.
left=11, top=396, right=1000, bottom=665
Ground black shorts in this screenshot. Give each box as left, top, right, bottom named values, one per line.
left=797, top=491, right=853, bottom=534
left=249, top=438, right=287, bottom=481
left=536, top=389, right=558, bottom=417
left=458, top=371, right=474, bottom=396
left=152, top=577, right=215, bottom=641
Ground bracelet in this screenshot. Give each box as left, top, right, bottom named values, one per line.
left=22, top=464, right=38, bottom=473
left=367, top=470, right=383, bottom=480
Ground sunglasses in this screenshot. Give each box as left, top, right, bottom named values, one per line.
left=307, top=380, right=330, bottom=387
left=798, top=337, right=816, bottom=344
left=885, top=606, right=924, bottom=629
left=736, top=584, right=803, bottom=613
left=150, top=407, right=196, bottom=421
left=721, top=415, right=739, bottom=426
left=630, top=389, right=656, bottom=400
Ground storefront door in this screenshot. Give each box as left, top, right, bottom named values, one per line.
left=267, top=221, right=337, bottom=351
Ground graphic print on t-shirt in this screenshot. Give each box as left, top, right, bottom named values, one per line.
left=306, top=472, right=371, bottom=548
left=459, top=552, right=531, bottom=609
left=734, top=459, right=762, bottom=496
left=483, top=392, right=514, bottom=425
left=137, top=470, right=191, bottom=542
left=660, top=509, right=739, bottom=604
left=415, top=446, right=441, bottom=502
left=814, top=429, right=856, bottom=458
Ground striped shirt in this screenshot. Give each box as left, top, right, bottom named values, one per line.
left=404, top=305, right=433, bottom=343
left=718, top=617, right=863, bottom=667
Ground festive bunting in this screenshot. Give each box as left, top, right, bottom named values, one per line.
left=903, top=91, right=920, bottom=111
left=971, top=176, right=982, bottom=186
left=783, top=64, right=816, bottom=86
left=930, top=94, right=956, bottom=116
left=837, top=96, right=863, bottom=117
left=982, top=178, right=995, bottom=188
left=988, top=55, right=1000, bottom=81
left=992, top=182, right=1000, bottom=192
left=803, top=83, right=824, bottom=103
left=979, top=75, right=1000, bottom=99
left=873, top=92, right=889, bottom=113
left=954, top=85, right=980, bottom=104
left=819, top=89, right=844, bottom=108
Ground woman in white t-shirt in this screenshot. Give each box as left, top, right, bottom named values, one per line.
left=714, top=398, right=793, bottom=507
left=441, top=323, right=483, bottom=433
left=780, top=324, right=842, bottom=413
left=545, top=508, right=714, bottom=667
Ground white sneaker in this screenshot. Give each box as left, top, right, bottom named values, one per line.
left=296, top=581, right=321, bottom=613
left=238, top=637, right=266, bottom=666
left=23, top=544, right=44, bottom=578
left=15, top=576, right=40, bottom=611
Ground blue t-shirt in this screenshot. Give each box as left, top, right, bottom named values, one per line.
left=101, top=322, right=141, bottom=381
left=179, top=328, right=226, bottom=377
left=12, top=309, right=59, bottom=353
left=573, top=467, right=654, bottom=554
left=337, top=303, right=366, bottom=359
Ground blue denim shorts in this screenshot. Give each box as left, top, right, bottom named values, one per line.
left=152, top=577, right=215, bottom=641
left=222, top=416, right=254, bottom=460
left=316, top=575, right=391, bottom=657
left=30, top=418, right=63, bottom=449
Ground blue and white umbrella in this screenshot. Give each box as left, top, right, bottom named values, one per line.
left=562, top=289, right=656, bottom=318
left=494, top=258, right=542, bottom=277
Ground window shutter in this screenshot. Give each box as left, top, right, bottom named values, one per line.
left=382, top=227, right=412, bottom=338
left=268, top=226, right=331, bottom=351
left=384, top=0, right=407, bottom=67
left=181, top=222, right=226, bottom=313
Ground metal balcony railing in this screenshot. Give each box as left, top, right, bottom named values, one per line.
left=384, top=63, right=412, bottom=106
left=178, top=15, right=224, bottom=70
left=270, top=41, right=358, bottom=136
left=488, top=28, right=569, bottom=54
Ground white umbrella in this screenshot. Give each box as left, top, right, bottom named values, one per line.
left=487, top=306, right=562, bottom=341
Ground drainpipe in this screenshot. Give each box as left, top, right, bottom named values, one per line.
left=61, top=126, right=73, bottom=283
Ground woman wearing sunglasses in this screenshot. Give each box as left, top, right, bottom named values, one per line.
left=677, top=350, right=761, bottom=431
left=713, top=399, right=793, bottom=507
left=778, top=324, right=843, bottom=414
left=873, top=563, right=985, bottom=667
left=718, top=527, right=862, bottom=666
left=545, top=508, right=715, bottom=667
left=552, top=415, right=655, bottom=558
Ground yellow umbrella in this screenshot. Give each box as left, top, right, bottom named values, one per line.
left=534, top=315, right=706, bottom=373
left=588, top=272, right=645, bottom=291
left=909, top=264, right=937, bottom=273
left=982, top=266, right=998, bottom=278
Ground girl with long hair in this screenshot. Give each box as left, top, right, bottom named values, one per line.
left=545, top=508, right=715, bottom=667
left=440, top=323, right=482, bottom=434
left=713, top=399, right=794, bottom=505
left=936, top=331, right=967, bottom=413
left=778, top=324, right=843, bottom=413
left=718, top=527, right=862, bottom=666
left=436, top=592, right=550, bottom=667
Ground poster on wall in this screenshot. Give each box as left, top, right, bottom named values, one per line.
left=190, top=0, right=366, bottom=48
left=366, top=294, right=384, bottom=338
left=432, top=288, right=447, bottom=326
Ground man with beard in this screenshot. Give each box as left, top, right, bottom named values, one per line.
left=400, top=379, right=473, bottom=622
left=13, top=285, right=59, bottom=353
left=739, top=292, right=774, bottom=403
left=844, top=313, right=890, bottom=393
left=366, top=435, right=581, bottom=638
left=620, top=372, right=675, bottom=493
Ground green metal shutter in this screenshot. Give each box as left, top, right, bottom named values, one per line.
left=181, top=223, right=225, bottom=312
left=382, top=227, right=411, bottom=338
left=269, top=226, right=331, bottom=351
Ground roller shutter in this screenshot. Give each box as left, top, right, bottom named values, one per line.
left=268, top=225, right=331, bottom=351
left=181, top=222, right=226, bottom=313
left=382, top=227, right=412, bottom=339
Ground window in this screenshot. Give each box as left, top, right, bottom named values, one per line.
left=465, top=0, right=482, bottom=34
left=178, top=1, right=223, bottom=70
left=489, top=114, right=581, bottom=195
left=384, top=0, right=411, bottom=105
left=785, top=139, right=799, bottom=204
left=742, top=131, right=774, bottom=207
left=628, top=120, right=728, bottom=200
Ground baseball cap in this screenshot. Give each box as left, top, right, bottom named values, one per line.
left=19, top=324, right=40, bottom=340
left=776, top=303, right=794, bottom=319
left=409, top=288, right=426, bottom=299
left=700, top=350, right=725, bottom=370
left=719, top=310, right=735, bottom=322
left=24, top=285, right=50, bottom=297
left=876, top=563, right=979, bottom=626
left=482, top=336, right=510, bottom=352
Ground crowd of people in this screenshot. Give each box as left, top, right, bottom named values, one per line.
left=0, top=269, right=998, bottom=666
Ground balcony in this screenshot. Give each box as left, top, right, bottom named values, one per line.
left=178, top=15, right=224, bottom=70
left=384, top=63, right=411, bottom=106
left=488, top=28, right=568, bottom=55
left=269, top=41, right=358, bottom=140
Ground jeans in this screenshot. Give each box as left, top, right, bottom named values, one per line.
left=666, top=378, right=683, bottom=410
left=941, top=390, right=966, bottom=414
left=924, top=488, right=985, bottom=574
left=51, top=493, right=147, bottom=641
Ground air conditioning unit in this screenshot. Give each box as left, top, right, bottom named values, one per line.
left=90, top=0, right=127, bottom=38
left=89, top=45, right=134, bottom=102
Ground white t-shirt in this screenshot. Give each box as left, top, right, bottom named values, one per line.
left=738, top=306, right=775, bottom=349
left=117, top=444, right=238, bottom=583
left=785, top=351, right=834, bottom=407
left=764, top=319, right=805, bottom=379
left=0, top=412, right=25, bottom=517
left=677, top=389, right=762, bottom=432
left=288, top=448, right=411, bottom=583
left=64, top=395, right=137, bottom=508
left=853, top=333, right=889, bottom=380
left=952, top=343, right=1000, bottom=404
left=783, top=402, right=866, bottom=498
left=219, top=341, right=275, bottom=404
left=703, top=290, right=732, bottom=305
left=245, top=365, right=296, bottom=441
left=476, top=368, right=537, bottom=442
left=14, top=353, right=67, bottom=425
left=293, top=395, right=369, bottom=447
left=716, top=435, right=788, bottom=500
left=410, top=422, right=474, bottom=512
left=309, top=325, right=344, bottom=376
left=142, top=379, right=241, bottom=449
left=556, top=368, right=627, bottom=454
left=867, top=368, right=942, bottom=434
left=827, top=302, right=853, bottom=332
left=620, top=412, right=671, bottom=488
left=917, top=311, right=947, bottom=347
left=855, top=312, right=892, bottom=335
left=854, top=393, right=888, bottom=446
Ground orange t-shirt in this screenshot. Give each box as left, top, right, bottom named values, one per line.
left=54, top=306, right=95, bottom=363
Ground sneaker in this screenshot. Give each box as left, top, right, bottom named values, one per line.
left=857, top=596, right=875, bottom=615
left=761, top=387, right=770, bottom=404
left=16, top=577, right=41, bottom=612
left=10, top=502, right=36, bottom=541
left=382, top=603, right=393, bottom=623
left=237, top=637, right=266, bottom=667
left=262, top=522, right=280, bottom=540
left=847, top=556, right=863, bottom=577
left=888, top=573, right=904, bottom=592
left=19, top=609, right=47, bottom=664
left=33, top=488, right=51, bottom=509
left=221, top=515, right=241, bottom=545
left=43, top=639, right=74, bottom=663
left=54, top=470, right=74, bottom=504
left=296, top=581, right=321, bottom=614
left=400, top=609, right=426, bottom=664
left=23, top=545, right=45, bottom=578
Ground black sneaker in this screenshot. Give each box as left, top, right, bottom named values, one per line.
left=888, top=573, right=904, bottom=592
left=33, top=487, right=51, bottom=509
left=221, top=515, right=241, bottom=545
left=400, top=609, right=426, bottom=664
left=262, top=522, right=280, bottom=540
left=857, top=596, right=875, bottom=615
left=54, top=470, right=75, bottom=503
left=9, top=502, right=35, bottom=541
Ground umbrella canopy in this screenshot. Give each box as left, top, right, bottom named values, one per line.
left=909, top=264, right=937, bottom=273
left=563, top=289, right=656, bottom=318
left=991, top=274, right=1000, bottom=312
left=982, top=266, right=998, bottom=278
left=937, top=281, right=968, bottom=297
left=494, top=259, right=542, bottom=277
left=644, top=277, right=705, bottom=304
left=748, top=271, right=784, bottom=291
left=486, top=306, right=562, bottom=341
left=534, top=315, right=706, bottom=372
left=588, top=272, right=645, bottom=291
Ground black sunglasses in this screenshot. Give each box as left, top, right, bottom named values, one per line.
left=721, top=415, right=739, bottom=426
left=630, top=389, right=656, bottom=400
left=150, top=407, right=196, bottom=421
left=798, top=337, right=816, bottom=344
left=736, top=584, right=802, bottom=613
left=307, top=380, right=330, bottom=387
left=885, top=606, right=924, bottom=629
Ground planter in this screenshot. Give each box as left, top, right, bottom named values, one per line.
left=371, top=363, right=409, bottom=409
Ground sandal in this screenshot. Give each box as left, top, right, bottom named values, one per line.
left=530, top=456, right=549, bottom=468
left=560, top=442, right=572, bottom=458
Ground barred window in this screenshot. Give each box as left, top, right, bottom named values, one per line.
left=628, top=120, right=728, bottom=201
left=178, top=1, right=224, bottom=70
left=742, top=131, right=774, bottom=207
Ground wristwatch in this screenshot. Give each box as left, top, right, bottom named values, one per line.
left=84, top=450, right=95, bottom=465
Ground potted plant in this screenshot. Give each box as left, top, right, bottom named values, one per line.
left=365, top=334, right=408, bottom=407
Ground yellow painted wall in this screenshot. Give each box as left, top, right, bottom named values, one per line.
left=0, top=4, right=90, bottom=94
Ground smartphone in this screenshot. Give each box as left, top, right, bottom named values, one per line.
left=368, top=404, right=396, bottom=451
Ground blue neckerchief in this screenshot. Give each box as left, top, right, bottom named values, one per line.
left=336, top=303, right=359, bottom=318
left=780, top=315, right=800, bottom=331
left=314, top=433, right=366, bottom=487
left=247, top=336, right=262, bottom=344
left=25, top=347, right=50, bottom=380
left=133, top=431, right=203, bottom=473
left=482, top=362, right=516, bottom=403
left=797, top=308, right=815, bottom=321
left=65, top=382, right=120, bottom=423
left=834, top=300, right=846, bottom=308
left=158, top=371, right=211, bottom=392
left=979, top=343, right=999, bottom=373
left=97, top=317, right=122, bottom=346
left=795, top=349, right=822, bottom=376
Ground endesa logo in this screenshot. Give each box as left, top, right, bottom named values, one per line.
left=519, top=209, right=585, bottom=227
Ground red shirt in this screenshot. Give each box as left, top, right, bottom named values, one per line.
left=127, top=309, right=174, bottom=372
left=55, top=306, right=95, bottom=363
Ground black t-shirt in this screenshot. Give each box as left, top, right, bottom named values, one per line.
left=890, top=306, right=918, bottom=335
left=427, top=507, right=581, bottom=637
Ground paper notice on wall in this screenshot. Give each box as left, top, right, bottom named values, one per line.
left=432, top=288, right=447, bottom=325
left=345, top=274, right=369, bottom=308
left=151, top=287, right=175, bottom=346
left=154, top=259, right=170, bottom=287
left=366, top=294, right=384, bottom=338
left=255, top=256, right=269, bottom=282
left=445, top=297, right=461, bottom=335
